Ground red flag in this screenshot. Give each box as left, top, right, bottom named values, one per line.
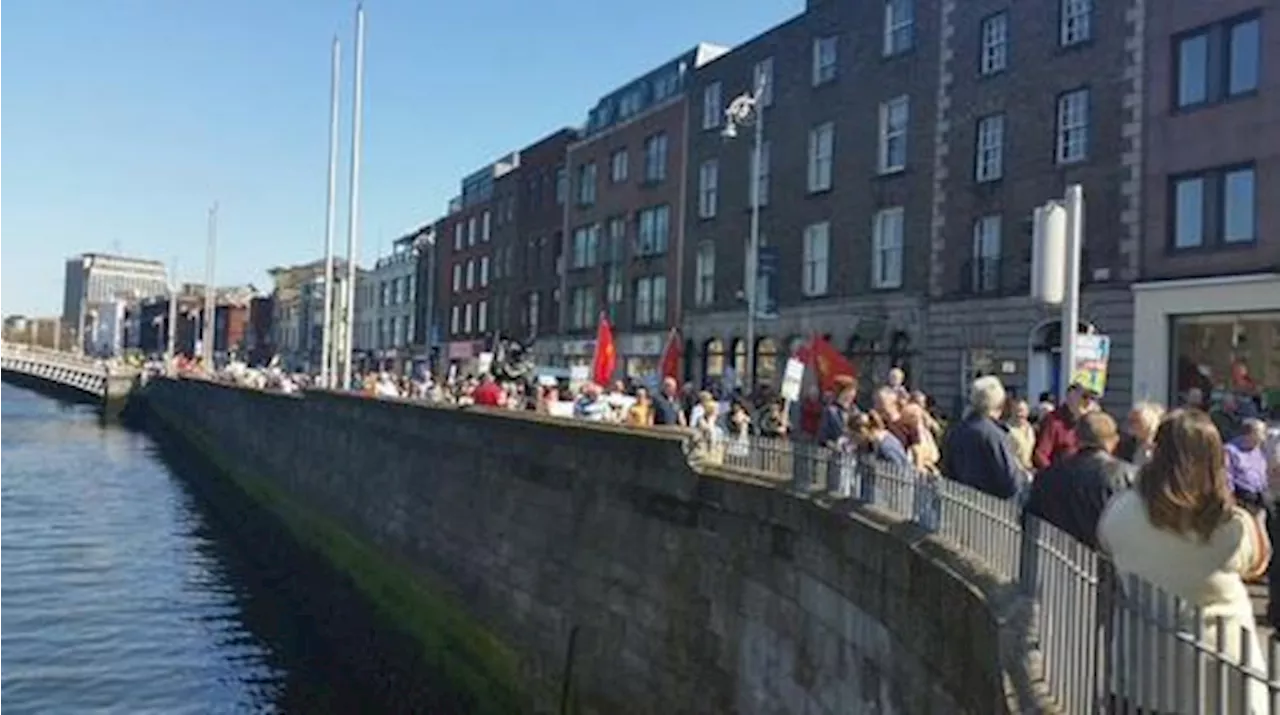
left=796, top=336, right=856, bottom=393
left=658, top=328, right=682, bottom=381
left=591, top=313, right=616, bottom=386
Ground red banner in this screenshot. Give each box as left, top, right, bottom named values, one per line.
left=591, top=313, right=616, bottom=386
left=658, top=328, right=682, bottom=382
left=793, top=336, right=856, bottom=393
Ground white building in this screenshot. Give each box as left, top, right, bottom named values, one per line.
left=354, top=232, right=422, bottom=373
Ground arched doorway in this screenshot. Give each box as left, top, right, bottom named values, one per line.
left=703, top=338, right=725, bottom=382
left=1027, top=319, right=1094, bottom=401
left=756, top=337, right=779, bottom=386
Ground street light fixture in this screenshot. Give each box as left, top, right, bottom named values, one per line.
left=722, top=73, right=767, bottom=389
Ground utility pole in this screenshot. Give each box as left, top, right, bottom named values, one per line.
left=320, top=36, right=342, bottom=389
left=203, top=203, right=219, bottom=369
left=339, top=3, right=366, bottom=389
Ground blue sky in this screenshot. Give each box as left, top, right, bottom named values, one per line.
left=2, top=0, right=800, bottom=316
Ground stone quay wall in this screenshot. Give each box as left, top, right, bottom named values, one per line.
left=141, top=378, right=1042, bottom=715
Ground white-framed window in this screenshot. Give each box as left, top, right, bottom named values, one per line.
left=695, top=241, right=715, bottom=306
left=812, top=36, right=838, bottom=86
left=878, top=96, right=909, bottom=174
left=452, top=263, right=462, bottom=293
left=1060, top=0, right=1091, bottom=47
left=610, top=149, right=628, bottom=183
left=463, top=302, right=473, bottom=334
left=467, top=216, right=477, bottom=246
left=481, top=210, right=491, bottom=242
left=453, top=223, right=463, bottom=250
left=753, top=57, right=774, bottom=106
left=633, top=275, right=667, bottom=327
left=570, top=286, right=596, bottom=330
left=883, top=0, right=914, bottom=56
left=450, top=304, right=460, bottom=334
left=637, top=205, right=670, bottom=255
left=971, top=215, right=1002, bottom=294
left=975, top=113, right=1004, bottom=182
left=479, top=255, right=490, bottom=287
left=871, top=207, right=904, bottom=289
left=465, top=259, right=476, bottom=290
left=572, top=224, right=600, bottom=269
left=808, top=122, right=834, bottom=192
left=802, top=222, right=830, bottom=297
left=751, top=140, right=771, bottom=207
left=1056, top=88, right=1089, bottom=164
left=702, top=82, right=722, bottom=130
left=577, top=162, right=597, bottom=205
left=698, top=160, right=719, bottom=219
left=980, top=12, right=1008, bottom=75
left=643, top=133, right=668, bottom=182
left=477, top=300, right=488, bottom=334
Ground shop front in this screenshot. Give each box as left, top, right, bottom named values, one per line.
left=619, top=332, right=665, bottom=383
left=1133, top=273, right=1280, bottom=416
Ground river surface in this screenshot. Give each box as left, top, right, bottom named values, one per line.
left=0, top=384, right=432, bottom=714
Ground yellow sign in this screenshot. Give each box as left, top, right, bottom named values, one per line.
left=1071, top=334, right=1111, bottom=396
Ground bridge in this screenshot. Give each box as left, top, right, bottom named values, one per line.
left=0, top=342, right=141, bottom=412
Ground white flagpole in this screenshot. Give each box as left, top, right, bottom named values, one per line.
left=339, top=4, right=365, bottom=389
left=320, top=37, right=342, bottom=388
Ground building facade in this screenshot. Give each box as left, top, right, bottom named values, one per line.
left=354, top=232, right=423, bottom=373
left=923, top=0, right=1146, bottom=415
left=1132, top=0, right=1279, bottom=411
left=682, top=2, right=941, bottom=393
left=62, top=253, right=169, bottom=351
left=268, top=259, right=356, bottom=373
left=547, top=43, right=728, bottom=378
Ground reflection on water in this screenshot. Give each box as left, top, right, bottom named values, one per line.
left=0, top=384, right=440, bottom=714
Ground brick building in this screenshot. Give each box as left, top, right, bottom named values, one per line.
left=1132, top=0, right=1279, bottom=409
left=681, top=0, right=939, bottom=393
left=543, top=43, right=728, bottom=377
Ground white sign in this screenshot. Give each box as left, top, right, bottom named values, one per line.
left=780, top=358, right=806, bottom=402
left=569, top=365, right=590, bottom=393
left=477, top=351, right=494, bottom=375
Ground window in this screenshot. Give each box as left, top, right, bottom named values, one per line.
left=1176, top=32, right=1209, bottom=107
left=883, top=0, right=914, bottom=56
left=610, top=149, right=628, bottom=183
left=637, top=205, right=670, bottom=255
left=465, top=259, right=475, bottom=290
left=695, top=241, right=715, bottom=306
left=702, top=82, right=722, bottom=130
left=1171, top=165, right=1256, bottom=249
left=479, top=255, right=490, bottom=287
left=754, top=57, right=774, bottom=106
left=1171, top=312, right=1280, bottom=408
left=975, top=113, right=1004, bottom=182
left=577, top=163, right=597, bottom=206
left=467, top=217, right=477, bottom=246
left=571, top=224, right=600, bottom=269
left=808, top=122, right=834, bottom=192
left=481, top=211, right=491, bottom=242
left=1228, top=18, right=1260, bottom=96
left=555, top=167, right=567, bottom=204
left=633, top=275, right=667, bottom=326
left=643, top=133, right=668, bottom=182
left=527, top=291, right=540, bottom=334
left=463, top=302, right=473, bottom=334
left=605, top=265, right=623, bottom=307
left=453, top=223, right=463, bottom=250
left=751, top=140, right=771, bottom=206
left=477, top=300, right=488, bottom=334
left=802, top=222, right=830, bottom=297
left=878, top=96, right=909, bottom=174
left=871, top=208, right=904, bottom=289
left=1177, top=17, right=1261, bottom=108
left=1056, top=88, right=1089, bottom=164
left=606, top=217, right=626, bottom=263
left=450, top=304, right=460, bottom=334
left=812, top=36, right=838, bottom=86
left=698, top=160, right=719, bottom=219
left=971, top=215, right=1002, bottom=294
left=570, top=287, right=596, bottom=330
left=1060, top=0, right=1091, bottom=47
left=980, top=12, right=1008, bottom=75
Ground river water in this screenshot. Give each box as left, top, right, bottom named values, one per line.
left=0, top=384, right=438, bottom=714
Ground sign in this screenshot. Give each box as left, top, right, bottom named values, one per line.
left=1072, top=334, right=1111, bottom=396
left=569, top=364, right=590, bottom=393
left=756, top=246, right=780, bottom=319
left=477, top=351, right=494, bottom=375
left=780, top=358, right=805, bottom=402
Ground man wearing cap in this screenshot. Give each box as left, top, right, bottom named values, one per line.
left=1032, top=383, right=1096, bottom=471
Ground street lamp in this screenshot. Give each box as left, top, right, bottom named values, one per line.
left=412, top=228, right=437, bottom=378
left=722, top=72, right=767, bottom=389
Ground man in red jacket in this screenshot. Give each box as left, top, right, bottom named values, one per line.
left=472, top=374, right=505, bottom=407
left=1032, top=383, right=1097, bottom=471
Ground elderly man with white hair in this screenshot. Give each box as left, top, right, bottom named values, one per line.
left=940, top=375, right=1028, bottom=500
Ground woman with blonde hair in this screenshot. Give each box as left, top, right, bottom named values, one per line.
left=1098, top=409, right=1270, bottom=713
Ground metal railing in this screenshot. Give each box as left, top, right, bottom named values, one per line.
left=701, top=433, right=1280, bottom=714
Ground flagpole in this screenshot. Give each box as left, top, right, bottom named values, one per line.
left=320, top=36, right=342, bottom=388
left=339, top=3, right=366, bottom=389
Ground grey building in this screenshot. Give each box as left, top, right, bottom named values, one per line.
left=681, top=1, right=937, bottom=392
left=62, top=253, right=169, bottom=349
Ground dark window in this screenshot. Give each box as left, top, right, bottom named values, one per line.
left=1172, top=14, right=1261, bottom=110
left=1168, top=164, right=1256, bottom=251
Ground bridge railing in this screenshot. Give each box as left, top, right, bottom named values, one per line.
left=702, top=434, right=1280, bottom=715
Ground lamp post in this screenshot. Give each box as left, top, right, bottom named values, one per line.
left=722, top=73, right=767, bottom=389
left=1030, top=184, right=1085, bottom=400
left=413, top=228, right=436, bottom=378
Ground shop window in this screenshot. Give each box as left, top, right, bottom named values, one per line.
left=756, top=337, right=779, bottom=385
left=732, top=339, right=748, bottom=380
left=1172, top=311, right=1280, bottom=417
left=704, top=338, right=725, bottom=379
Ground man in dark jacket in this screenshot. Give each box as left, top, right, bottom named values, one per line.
left=942, top=376, right=1027, bottom=499
left=1024, top=411, right=1134, bottom=549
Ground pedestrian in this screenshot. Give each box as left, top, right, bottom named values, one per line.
left=940, top=376, right=1027, bottom=500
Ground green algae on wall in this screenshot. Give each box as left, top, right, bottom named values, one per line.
left=146, top=400, right=531, bottom=715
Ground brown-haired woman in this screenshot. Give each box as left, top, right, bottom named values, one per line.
left=1097, top=409, right=1270, bottom=712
